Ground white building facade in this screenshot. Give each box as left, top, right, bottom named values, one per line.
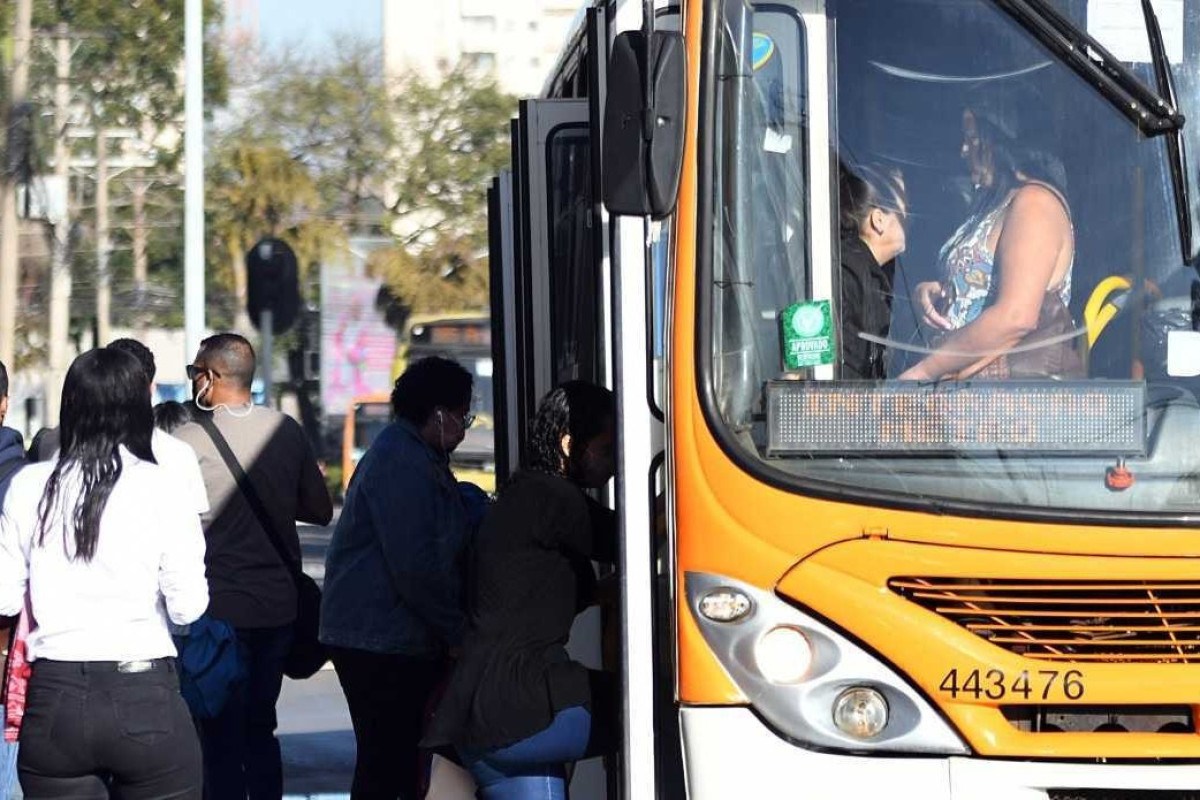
left=382, top=0, right=583, bottom=96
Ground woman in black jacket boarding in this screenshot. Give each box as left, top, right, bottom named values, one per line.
left=424, top=381, right=617, bottom=800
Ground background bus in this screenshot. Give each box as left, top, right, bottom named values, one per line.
left=341, top=313, right=495, bottom=494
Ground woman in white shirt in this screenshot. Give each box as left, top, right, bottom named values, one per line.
left=0, top=347, right=209, bottom=799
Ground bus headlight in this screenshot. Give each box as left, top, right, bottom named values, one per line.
left=686, top=571, right=967, bottom=755
left=754, top=626, right=812, bottom=685
left=832, top=687, right=889, bottom=739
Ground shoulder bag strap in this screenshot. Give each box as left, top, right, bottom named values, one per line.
left=195, top=412, right=302, bottom=579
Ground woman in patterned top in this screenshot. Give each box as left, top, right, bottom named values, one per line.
left=900, top=86, right=1082, bottom=381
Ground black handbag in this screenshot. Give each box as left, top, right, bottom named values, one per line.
left=196, top=413, right=329, bottom=680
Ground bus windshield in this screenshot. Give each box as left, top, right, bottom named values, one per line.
left=705, top=0, right=1200, bottom=522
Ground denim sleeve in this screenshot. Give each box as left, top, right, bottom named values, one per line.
left=362, top=449, right=463, bottom=647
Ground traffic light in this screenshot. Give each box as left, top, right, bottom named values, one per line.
left=287, top=305, right=321, bottom=385
left=246, top=237, right=300, bottom=334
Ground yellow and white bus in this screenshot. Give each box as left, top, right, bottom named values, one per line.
left=341, top=313, right=496, bottom=493
left=485, top=0, right=1200, bottom=797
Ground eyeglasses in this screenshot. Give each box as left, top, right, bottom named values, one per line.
left=185, top=364, right=219, bottom=381
left=459, top=411, right=477, bottom=430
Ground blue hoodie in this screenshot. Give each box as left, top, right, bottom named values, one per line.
left=0, top=426, right=27, bottom=504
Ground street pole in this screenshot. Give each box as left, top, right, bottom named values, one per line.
left=95, top=128, right=111, bottom=346
left=260, top=309, right=273, bottom=408
left=184, top=0, right=205, bottom=362
left=132, top=173, right=148, bottom=286
left=0, top=0, right=33, bottom=370
left=132, top=173, right=149, bottom=335
left=46, top=23, right=73, bottom=426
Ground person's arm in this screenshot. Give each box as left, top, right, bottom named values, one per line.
left=158, top=484, right=210, bottom=626
left=365, top=453, right=464, bottom=647
left=912, top=281, right=953, bottom=331
left=584, top=497, right=618, bottom=564
left=900, top=185, right=1069, bottom=380
left=293, top=422, right=333, bottom=526
left=540, top=485, right=619, bottom=564
left=172, top=435, right=210, bottom=516
left=839, top=257, right=869, bottom=379
left=0, top=483, right=31, bottom=617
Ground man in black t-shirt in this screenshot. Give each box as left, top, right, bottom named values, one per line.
left=174, top=334, right=332, bottom=800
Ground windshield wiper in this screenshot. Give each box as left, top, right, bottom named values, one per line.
left=994, top=0, right=1184, bottom=135
left=1139, top=0, right=1195, bottom=264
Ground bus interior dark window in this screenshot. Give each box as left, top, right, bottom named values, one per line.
left=546, top=125, right=601, bottom=386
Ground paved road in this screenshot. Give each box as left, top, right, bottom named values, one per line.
left=281, top=517, right=354, bottom=799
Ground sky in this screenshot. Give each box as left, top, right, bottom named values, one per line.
left=255, top=0, right=381, bottom=53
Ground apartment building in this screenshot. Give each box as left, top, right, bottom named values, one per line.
left=382, top=0, right=583, bottom=96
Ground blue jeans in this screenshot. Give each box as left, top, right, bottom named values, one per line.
left=198, top=625, right=292, bottom=800
left=461, top=706, right=591, bottom=800
left=0, top=740, right=17, bottom=799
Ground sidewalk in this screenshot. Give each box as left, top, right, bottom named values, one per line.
left=277, top=665, right=481, bottom=800
left=279, top=664, right=353, bottom=799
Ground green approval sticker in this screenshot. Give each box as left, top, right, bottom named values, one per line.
left=781, top=300, right=835, bottom=370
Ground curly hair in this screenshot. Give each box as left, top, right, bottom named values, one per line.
left=391, top=356, right=473, bottom=426
left=526, top=381, right=615, bottom=476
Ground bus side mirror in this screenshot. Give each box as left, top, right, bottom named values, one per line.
left=602, top=30, right=686, bottom=219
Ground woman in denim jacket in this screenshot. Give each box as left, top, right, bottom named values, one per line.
left=320, top=356, right=474, bottom=800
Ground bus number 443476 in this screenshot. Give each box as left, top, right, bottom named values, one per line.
left=939, top=668, right=1085, bottom=701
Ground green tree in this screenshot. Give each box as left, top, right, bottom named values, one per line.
left=372, top=63, right=513, bottom=315
left=234, top=38, right=396, bottom=232
left=206, top=135, right=344, bottom=330
left=217, top=49, right=513, bottom=316
left=54, top=0, right=227, bottom=139
left=2, top=0, right=229, bottom=344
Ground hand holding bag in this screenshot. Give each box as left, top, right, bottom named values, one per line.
left=196, top=413, right=329, bottom=680
left=173, top=615, right=244, bottom=718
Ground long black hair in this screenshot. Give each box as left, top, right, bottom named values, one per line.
left=526, top=381, right=615, bottom=478
left=943, top=81, right=1068, bottom=260
left=37, top=348, right=156, bottom=561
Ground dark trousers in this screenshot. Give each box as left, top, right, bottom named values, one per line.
left=199, top=625, right=292, bottom=800
left=330, top=647, right=444, bottom=800
left=18, top=658, right=201, bottom=800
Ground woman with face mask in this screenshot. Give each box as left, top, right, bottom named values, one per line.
left=320, top=355, right=474, bottom=800
left=423, top=381, right=618, bottom=800
left=900, top=84, right=1083, bottom=381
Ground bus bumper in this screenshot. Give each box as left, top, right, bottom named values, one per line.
left=680, top=707, right=1200, bottom=799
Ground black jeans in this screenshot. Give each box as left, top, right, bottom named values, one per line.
left=330, top=647, right=445, bottom=800
left=18, top=658, right=201, bottom=800
left=198, top=624, right=292, bottom=800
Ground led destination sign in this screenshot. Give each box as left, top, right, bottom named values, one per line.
left=765, top=381, right=1147, bottom=455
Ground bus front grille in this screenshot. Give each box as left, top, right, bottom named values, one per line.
left=1001, top=705, right=1193, bottom=734
left=888, top=578, right=1200, bottom=663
